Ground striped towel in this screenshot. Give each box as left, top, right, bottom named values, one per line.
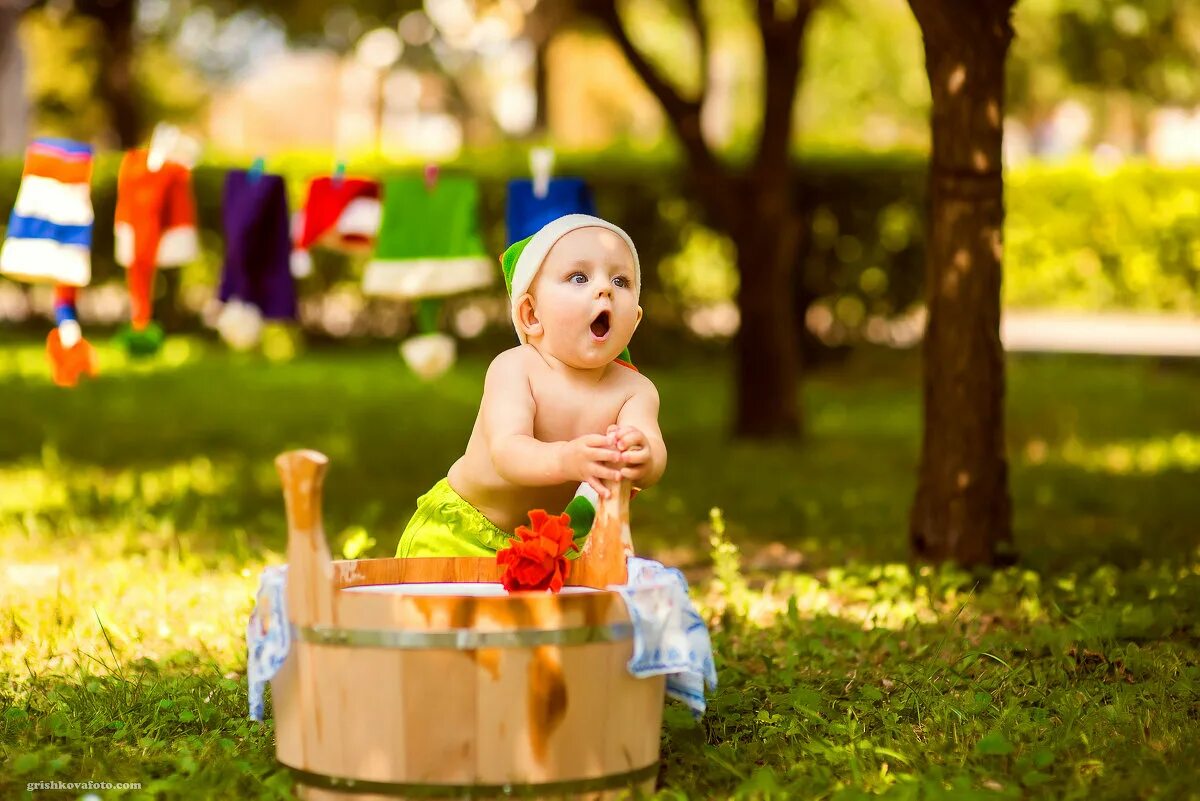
left=0, top=138, right=95, bottom=287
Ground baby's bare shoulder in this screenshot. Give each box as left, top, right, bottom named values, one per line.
left=608, top=364, right=658, bottom=399
left=485, top=344, right=539, bottom=380
left=481, top=347, right=542, bottom=405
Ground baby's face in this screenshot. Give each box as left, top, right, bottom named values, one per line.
left=525, top=227, right=641, bottom=369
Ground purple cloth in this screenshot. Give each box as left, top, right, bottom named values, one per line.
left=218, top=170, right=296, bottom=319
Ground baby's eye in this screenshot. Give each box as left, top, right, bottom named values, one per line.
left=612, top=276, right=631, bottom=289
left=569, top=272, right=588, bottom=284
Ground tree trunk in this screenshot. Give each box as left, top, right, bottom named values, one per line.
left=907, top=0, right=1016, bottom=566
left=80, top=0, right=141, bottom=148
left=579, top=0, right=814, bottom=439
left=0, top=4, right=28, bottom=155
left=732, top=207, right=804, bottom=437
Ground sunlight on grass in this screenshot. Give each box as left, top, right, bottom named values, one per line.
left=0, top=454, right=232, bottom=520
left=2, top=344, right=1199, bottom=798
left=2, top=556, right=264, bottom=683
left=2, top=507, right=1198, bottom=799
left=1023, top=432, right=1200, bottom=475
left=0, top=335, right=209, bottom=382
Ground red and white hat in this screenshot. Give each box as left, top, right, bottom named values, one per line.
left=290, top=176, right=381, bottom=278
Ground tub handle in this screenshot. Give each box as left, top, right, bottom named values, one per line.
left=276, top=449, right=334, bottom=625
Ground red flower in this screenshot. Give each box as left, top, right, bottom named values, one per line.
left=497, top=509, right=577, bottom=592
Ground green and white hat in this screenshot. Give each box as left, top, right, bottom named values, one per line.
left=500, top=214, right=640, bottom=357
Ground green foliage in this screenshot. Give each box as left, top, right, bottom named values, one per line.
left=21, top=10, right=110, bottom=141
left=1011, top=0, right=1200, bottom=108
left=0, top=342, right=1198, bottom=798
left=680, top=555, right=1200, bottom=799
left=22, top=8, right=209, bottom=144
left=1006, top=162, right=1200, bottom=312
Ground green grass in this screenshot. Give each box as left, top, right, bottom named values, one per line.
left=1, top=337, right=1198, bottom=799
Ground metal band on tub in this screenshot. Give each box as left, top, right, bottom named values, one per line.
left=284, top=761, right=659, bottom=798
left=291, top=621, right=634, bottom=649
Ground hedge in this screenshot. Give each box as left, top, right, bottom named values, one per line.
left=1, top=152, right=1196, bottom=338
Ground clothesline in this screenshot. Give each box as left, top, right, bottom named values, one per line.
left=0, top=136, right=599, bottom=385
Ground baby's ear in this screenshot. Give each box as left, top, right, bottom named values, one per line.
left=516, top=293, right=543, bottom=338
left=633, top=305, right=643, bottom=330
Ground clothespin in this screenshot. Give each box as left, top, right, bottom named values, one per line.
left=146, top=123, right=180, bottom=173
left=173, top=133, right=202, bottom=169
left=530, top=146, right=554, bottom=199
left=424, top=163, right=439, bottom=192
left=333, top=160, right=346, bottom=187
left=249, top=156, right=265, bottom=183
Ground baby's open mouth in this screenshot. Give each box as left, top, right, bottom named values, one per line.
left=590, top=311, right=611, bottom=339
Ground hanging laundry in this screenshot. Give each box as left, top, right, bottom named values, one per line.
left=290, top=175, right=381, bottom=279
left=114, top=147, right=199, bottom=354
left=216, top=168, right=297, bottom=350
left=400, top=332, right=457, bottom=380
left=400, top=298, right=456, bottom=380
left=0, top=137, right=94, bottom=287
left=46, top=286, right=97, bottom=388
left=505, top=176, right=595, bottom=247
left=0, top=138, right=99, bottom=387
left=361, top=174, right=492, bottom=300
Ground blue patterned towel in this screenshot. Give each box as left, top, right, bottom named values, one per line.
left=611, top=557, right=718, bottom=718
left=246, top=565, right=290, bottom=721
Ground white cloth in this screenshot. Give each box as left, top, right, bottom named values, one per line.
left=215, top=298, right=263, bottom=351
left=611, top=557, right=718, bottom=718
left=246, top=565, right=289, bottom=721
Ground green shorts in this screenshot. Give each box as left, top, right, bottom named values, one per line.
left=395, top=478, right=512, bottom=558
left=395, top=479, right=597, bottom=559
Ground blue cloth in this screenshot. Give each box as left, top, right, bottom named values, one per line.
left=6, top=215, right=93, bottom=247
left=31, top=137, right=94, bottom=157
left=505, top=178, right=595, bottom=246
left=611, top=557, right=718, bottom=719
left=246, top=565, right=290, bottom=721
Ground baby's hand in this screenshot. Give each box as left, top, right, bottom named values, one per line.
left=607, top=424, right=651, bottom=483
left=559, top=434, right=623, bottom=499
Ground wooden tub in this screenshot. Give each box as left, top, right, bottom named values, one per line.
left=270, top=450, right=666, bottom=800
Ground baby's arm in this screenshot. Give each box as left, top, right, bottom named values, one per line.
left=613, top=380, right=667, bottom=488
left=482, top=350, right=624, bottom=495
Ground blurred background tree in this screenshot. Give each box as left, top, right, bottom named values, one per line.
left=7, top=0, right=1198, bottom=157
left=0, top=0, right=31, bottom=154
left=1009, top=0, right=1200, bottom=154
left=574, top=0, right=817, bottom=440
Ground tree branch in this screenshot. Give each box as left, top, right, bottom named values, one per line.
left=681, top=0, right=709, bottom=92
left=582, top=0, right=716, bottom=173
left=754, top=0, right=774, bottom=31
left=753, top=0, right=814, bottom=175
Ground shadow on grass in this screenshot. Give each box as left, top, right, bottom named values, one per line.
left=0, top=345, right=1197, bottom=576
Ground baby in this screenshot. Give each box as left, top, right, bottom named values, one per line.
left=396, top=215, right=666, bottom=557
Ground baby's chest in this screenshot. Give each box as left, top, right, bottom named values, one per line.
left=529, top=387, right=628, bottom=440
